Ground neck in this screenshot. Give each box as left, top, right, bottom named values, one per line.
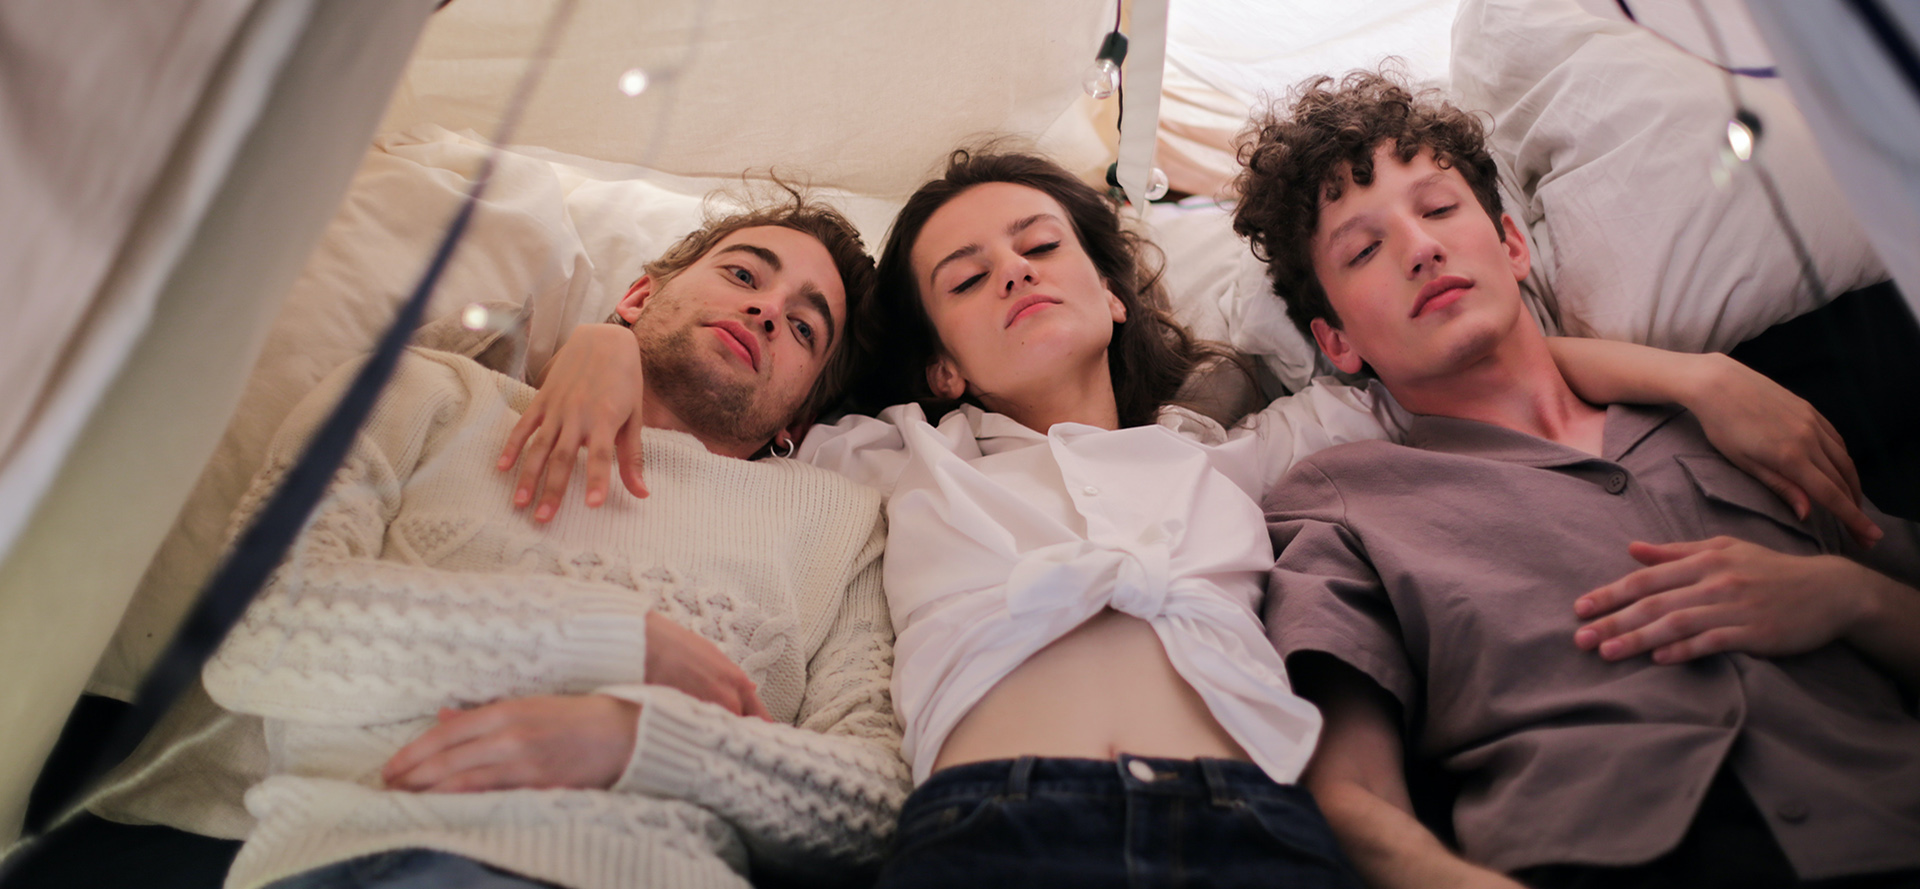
left=1386, top=330, right=1606, bottom=454
left=978, top=353, right=1123, bottom=432
left=639, top=395, right=764, bottom=460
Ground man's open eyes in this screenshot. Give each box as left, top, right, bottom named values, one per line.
left=792, top=317, right=817, bottom=348
left=727, top=266, right=755, bottom=286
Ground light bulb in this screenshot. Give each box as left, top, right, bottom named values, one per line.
left=1726, top=116, right=1754, bottom=162
left=1083, top=58, right=1120, bottom=100
left=1145, top=167, right=1170, bottom=201
left=618, top=68, right=650, bottom=97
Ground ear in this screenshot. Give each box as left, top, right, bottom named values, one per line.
left=1105, top=282, right=1128, bottom=324
left=616, top=275, right=654, bottom=325
left=1499, top=213, right=1531, bottom=283
left=926, top=353, right=967, bottom=400
left=1311, top=317, right=1366, bottom=376
left=771, top=418, right=810, bottom=456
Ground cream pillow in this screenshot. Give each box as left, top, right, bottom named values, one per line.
left=1451, top=0, right=1886, bottom=353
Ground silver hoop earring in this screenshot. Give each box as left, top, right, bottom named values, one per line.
left=774, top=437, right=796, bottom=459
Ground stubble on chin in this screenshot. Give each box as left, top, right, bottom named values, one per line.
left=638, top=323, right=783, bottom=451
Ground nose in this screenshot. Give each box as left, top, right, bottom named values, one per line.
left=1001, top=252, right=1037, bottom=296
left=743, top=303, right=776, bottom=335
left=1406, top=230, right=1445, bottom=278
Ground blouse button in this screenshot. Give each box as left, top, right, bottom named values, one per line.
left=1082, top=485, right=1100, bottom=496
left=1777, top=799, right=1810, bottom=824
left=1604, top=472, right=1628, bottom=495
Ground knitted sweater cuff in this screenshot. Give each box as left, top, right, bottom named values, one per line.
left=603, top=686, right=713, bottom=800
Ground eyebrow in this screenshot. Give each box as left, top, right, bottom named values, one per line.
left=1321, top=172, right=1454, bottom=250
left=716, top=242, right=781, bottom=270
left=926, top=213, right=1061, bottom=289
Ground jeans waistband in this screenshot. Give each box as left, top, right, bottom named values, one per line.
left=909, top=755, right=1290, bottom=808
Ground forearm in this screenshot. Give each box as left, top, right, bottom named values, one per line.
left=1546, top=336, right=1723, bottom=408
left=206, top=552, right=652, bottom=722
left=608, top=685, right=910, bottom=868
left=1314, top=779, right=1523, bottom=889
left=1847, top=567, right=1920, bottom=689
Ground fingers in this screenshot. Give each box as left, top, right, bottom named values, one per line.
left=1574, top=550, right=1715, bottom=620
left=383, top=707, right=501, bottom=790
left=500, top=404, right=544, bottom=472
left=1625, top=538, right=1731, bottom=567
left=616, top=426, right=648, bottom=499
left=1578, top=587, right=1733, bottom=661
left=534, top=438, right=580, bottom=523
left=1651, top=626, right=1745, bottom=664
left=1814, top=412, right=1863, bottom=503
left=1745, top=463, right=1812, bottom=523
left=583, top=426, right=615, bottom=509
left=741, top=688, right=773, bottom=722
left=513, top=425, right=556, bottom=512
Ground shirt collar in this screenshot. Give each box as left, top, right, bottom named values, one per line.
left=1405, top=402, right=1683, bottom=467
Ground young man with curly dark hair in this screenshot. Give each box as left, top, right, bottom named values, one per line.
left=1236, top=71, right=1920, bottom=889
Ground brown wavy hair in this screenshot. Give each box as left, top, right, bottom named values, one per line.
left=1231, top=69, right=1504, bottom=340
left=855, top=149, right=1229, bottom=429
left=638, top=181, right=877, bottom=423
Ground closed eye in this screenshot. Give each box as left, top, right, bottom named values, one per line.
left=1425, top=204, right=1458, bottom=218
left=1349, top=242, right=1379, bottom=266
left=950, top=272, right=986, bottom=294
left=1025, top=241, right=1061, bottom=257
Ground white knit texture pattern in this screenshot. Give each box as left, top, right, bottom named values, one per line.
left=202, top=349, right=907, bottom=889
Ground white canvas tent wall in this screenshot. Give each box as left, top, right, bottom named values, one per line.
left=0, top=0, right=1174, bottom=845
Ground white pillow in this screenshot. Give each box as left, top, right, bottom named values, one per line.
left=1143, top=200, right=1324, bottom=397
left=1450, top=0, right=1886, bottom=353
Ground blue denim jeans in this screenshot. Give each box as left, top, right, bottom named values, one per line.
left=873, top=755, right=1362, bottom=889
left=262, top=849, right=562, bottom=889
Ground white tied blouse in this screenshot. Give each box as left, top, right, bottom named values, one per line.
left=799, top=380, right=1407, bottom=784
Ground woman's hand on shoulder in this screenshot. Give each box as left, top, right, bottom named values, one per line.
left=500, top=323, right=648, bottom=522
left=1682, top=353, right=1878, bottom=546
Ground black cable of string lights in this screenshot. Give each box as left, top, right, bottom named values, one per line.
left=1677, top=0, right=1895, bottom=495
left=0, top=1, right=579, bottom=879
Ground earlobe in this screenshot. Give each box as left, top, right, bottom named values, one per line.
left=1500, top=214, right=1531, bottom=282
left=1310, top=317, right=1366, bottom=376
left=926, top=355, right=967, bottom=400
left=1106, top=284, right=1128, bottom=324
left=617, top=276, right=654, bottom=325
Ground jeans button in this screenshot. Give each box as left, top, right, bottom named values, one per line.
left=1127, top=759, right=1156, bottom=782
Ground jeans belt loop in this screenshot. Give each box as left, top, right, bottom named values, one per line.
left=1006, top=755, right=1036, bottom=801
left=1198, top=757, right=1235, bottom=808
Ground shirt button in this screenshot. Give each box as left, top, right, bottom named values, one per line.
left=1127, top=759, right=1157, bottom=782
left=1082, top=485, right=1100, bottom=496
left=1777, top=799, right=1810, bottom=823
left=1604, top=472, right=1628, bottom=495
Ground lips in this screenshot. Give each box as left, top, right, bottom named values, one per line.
left=709, top=319, right=762, bottom=371
left=1004, top=294, right=1062, bottom=328
left=1411, top=275, right=1471, bottom=318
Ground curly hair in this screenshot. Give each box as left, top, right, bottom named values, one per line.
left=639, top=182, right=877, bottom=423
left=1231, top=69, right=1504, bottom=341
left=855, top=149, right=1228, bottom=429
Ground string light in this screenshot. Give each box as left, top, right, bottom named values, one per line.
left=1083, top=31, right=1128, bottom=99
left=617, top=67, right=650, bottom=97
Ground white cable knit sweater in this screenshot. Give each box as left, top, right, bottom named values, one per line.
left=199, top=349, right=907, bottom=889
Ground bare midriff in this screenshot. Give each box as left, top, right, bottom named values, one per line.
left=931, top=608, right=1250, bottom=773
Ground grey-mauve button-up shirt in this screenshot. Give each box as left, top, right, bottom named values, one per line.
left=1263, top=403, right=1920, bottom=878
